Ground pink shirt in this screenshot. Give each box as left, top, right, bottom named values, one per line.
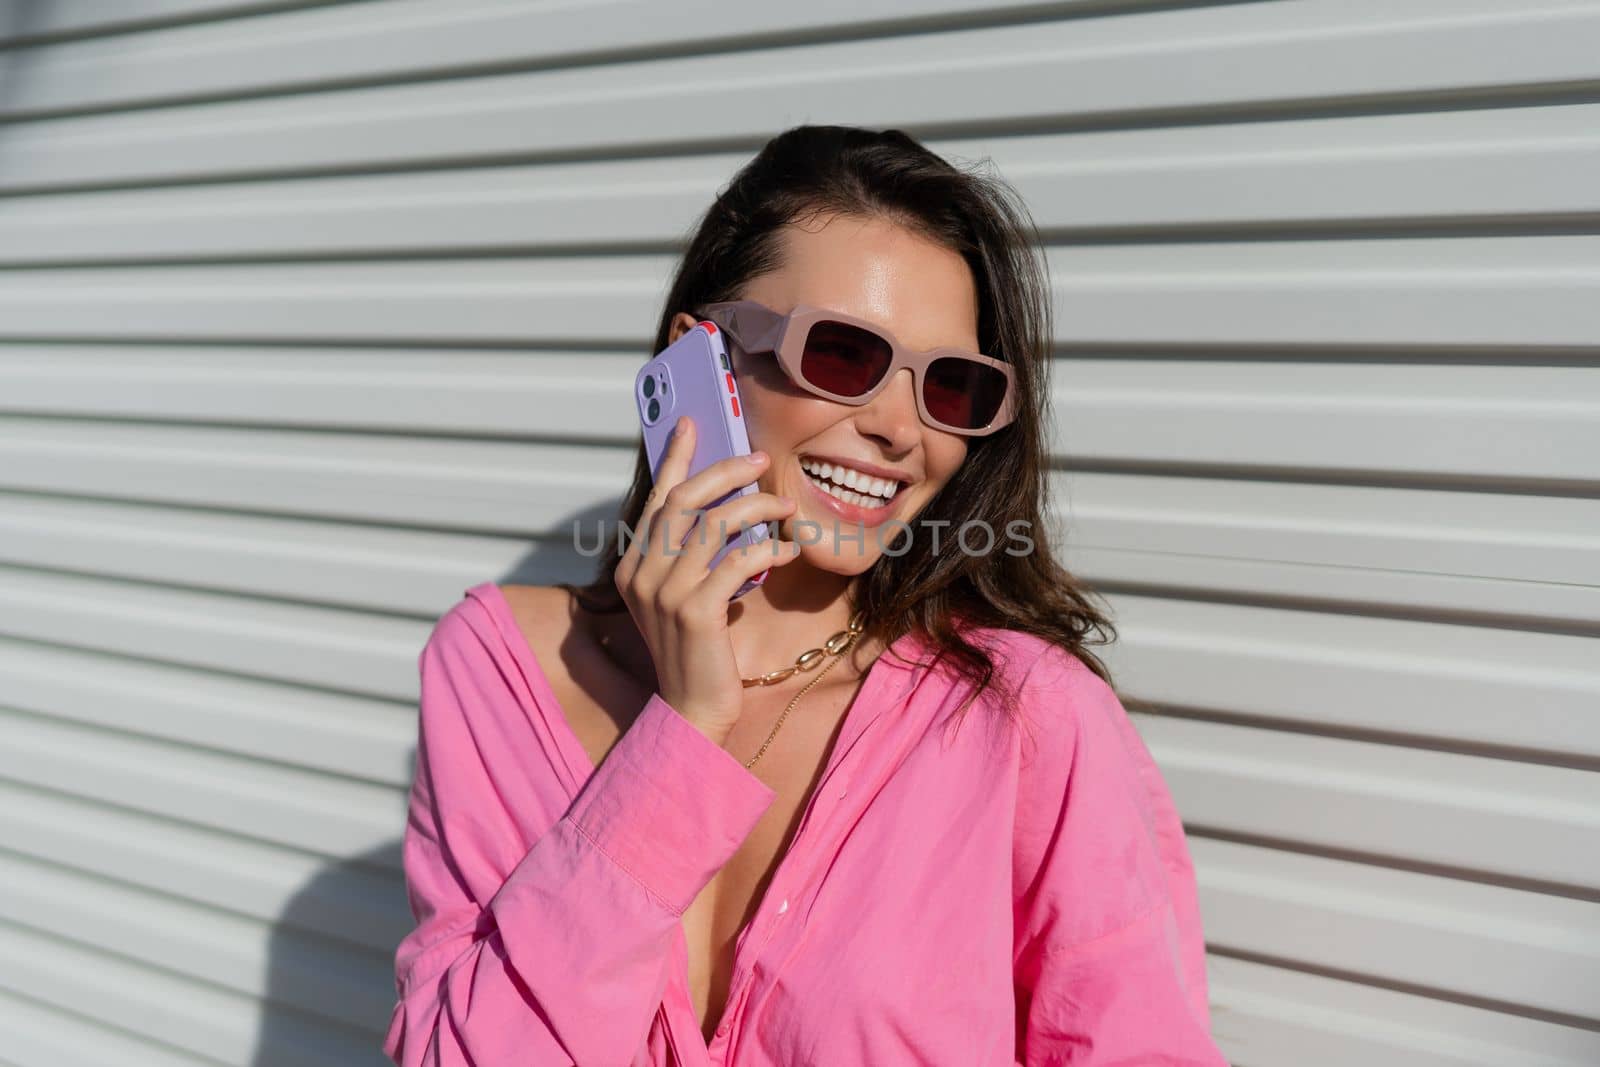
left=383, top=582, right=1227, bottom=1066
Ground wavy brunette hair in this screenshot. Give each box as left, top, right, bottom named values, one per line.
left=560, top=124, right=1118, bottom=726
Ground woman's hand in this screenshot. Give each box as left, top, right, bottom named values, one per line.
left=614, top=415, right=802, bottom=748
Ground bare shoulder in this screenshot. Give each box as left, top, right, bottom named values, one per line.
left=494, top=584, right=647, bottom=764
left=494, top=584, right=576, bottom=658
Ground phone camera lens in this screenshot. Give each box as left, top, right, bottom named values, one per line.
left=643, top=377, right=656, bottom=398
left=647, top=398, right=661, bottom=421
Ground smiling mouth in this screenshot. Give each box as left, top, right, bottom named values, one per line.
left=798, top=456, right=905, bottom=510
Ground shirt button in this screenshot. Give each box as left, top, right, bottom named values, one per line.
left=777, top=898, right=789, bottom=915
left=716, top=1019, right=730, bottom=1037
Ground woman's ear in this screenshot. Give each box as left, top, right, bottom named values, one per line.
left=666, top=311, right=698, bottom=346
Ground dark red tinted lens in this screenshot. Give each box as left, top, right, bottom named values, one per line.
left=800, top=320, right=893, bottom=397
left=924, top=356, right=1008, bottom=430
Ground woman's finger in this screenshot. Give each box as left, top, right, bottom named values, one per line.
left=658, top=491, right=795, bottom=581
left=693, top=535, right=803, bottom=607
left=640, top=416, right=696, bottom=540
left=620, top=416, right=697, bottom=586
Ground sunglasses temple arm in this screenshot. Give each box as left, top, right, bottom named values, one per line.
left=740, top=306, right=787, bottom=355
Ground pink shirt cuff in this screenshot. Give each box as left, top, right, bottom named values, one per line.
left=564, top=693, right=778, bottom=915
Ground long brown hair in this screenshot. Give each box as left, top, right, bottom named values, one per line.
left=561, top=124, right=1119, bottom=727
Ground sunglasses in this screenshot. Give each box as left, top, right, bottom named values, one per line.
left=694, top=300, right=1017, bottom=437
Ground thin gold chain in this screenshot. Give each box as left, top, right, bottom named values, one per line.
left=744, top=650, right=839, bottom=769
left=739, top=611, right=865, bottom=769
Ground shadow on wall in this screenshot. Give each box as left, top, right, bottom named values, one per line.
left=251, top=513, right=618, bottom=1066
left=252, top=846, right=413, bottom=1066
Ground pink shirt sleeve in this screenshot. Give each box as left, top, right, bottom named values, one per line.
left=383, top=607, right=778, bottom=1066
left=1011, top=645, right=1228, bottom=1066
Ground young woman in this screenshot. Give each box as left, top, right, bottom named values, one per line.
left=384, top=125, right=1228, bottom=1066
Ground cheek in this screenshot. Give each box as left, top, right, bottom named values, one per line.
left=927, top=439, right=970, bottom=488
left=742, top=387, right=836, bottom=450
left=902, top=442, right=968, bottom=517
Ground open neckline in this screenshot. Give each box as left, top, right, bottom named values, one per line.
left=467, top=580, right=923, bottom=1061
left=467, top=582, right=919, bottom=781
left=466, top=582, right=606, bottom=789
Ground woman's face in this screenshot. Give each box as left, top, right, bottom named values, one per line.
left=665, top=212, right=978, bottom=576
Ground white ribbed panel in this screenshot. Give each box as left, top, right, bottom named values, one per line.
left=1, top=2, right=1597, bottom=1065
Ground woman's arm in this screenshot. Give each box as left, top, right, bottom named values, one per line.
left=1011, top=645, right=1228, bottom=1066
left=383, top=608, right=777, bottom=1066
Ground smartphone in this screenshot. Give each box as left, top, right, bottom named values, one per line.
left=635, top=320, right=772, bottom=599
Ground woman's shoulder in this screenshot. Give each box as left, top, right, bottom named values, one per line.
left=492, top=583, right=572, bottom=647
left=951, top=626, right=1122, bottom=758
left=415, top=583, right=589, bottom=746
left=424, top=582, right=567, bottom=654
left=953, top=624, right=1102, bottom=695
left=413, top=584, right=571, bottom=716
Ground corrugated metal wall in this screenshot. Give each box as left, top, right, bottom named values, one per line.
left=1, top=2, right=1597, bottom=1065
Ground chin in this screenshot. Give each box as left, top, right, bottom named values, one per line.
left=798, top=541, right=882, bottom=576
left=790, top=517, right=915, bottom=575
left=768, top=517, right=871, bottom=574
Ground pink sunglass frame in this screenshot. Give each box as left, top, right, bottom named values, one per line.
left=694, top=300, right=1018, bottom=437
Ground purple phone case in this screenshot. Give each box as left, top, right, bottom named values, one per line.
left=635, top=321, right=772, bottom=599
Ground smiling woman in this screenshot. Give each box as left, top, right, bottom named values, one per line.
left=383, top=124, right=1228, bottom=1066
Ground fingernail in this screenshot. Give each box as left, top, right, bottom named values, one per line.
left=674, top=417, right=688, bottom=437
left=747, top=450, right=767, bottom=464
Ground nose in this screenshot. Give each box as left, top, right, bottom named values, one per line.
left=851, top=367, right=922, bottom=450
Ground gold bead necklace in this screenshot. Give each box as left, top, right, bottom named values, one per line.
left=737, top=611, right=866, bottom=769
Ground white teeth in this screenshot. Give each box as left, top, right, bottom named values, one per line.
left=800, top=458, right=901, bottom=501
left=804, top=469, right=889, bottom=508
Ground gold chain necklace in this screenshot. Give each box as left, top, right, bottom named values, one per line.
left=737, top=610, right=866, bottom=769
left=598, top=611, right=866, bottom=769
